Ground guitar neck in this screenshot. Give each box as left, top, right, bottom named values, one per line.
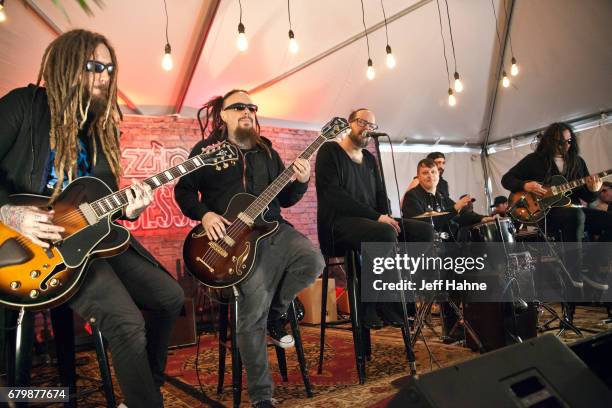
left=243, top=135, right=328, bottom=219
left=89, top=151, right=219, bottom=218
left=553, top=168, right=612, bottom=194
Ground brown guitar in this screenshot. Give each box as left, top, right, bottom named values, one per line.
left=0, top=142, right=238, bottom=310
left=183, top=117, right=349, bottom=289
left=508, top=168, right=611, bottom=224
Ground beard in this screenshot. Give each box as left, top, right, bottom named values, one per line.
left=234, top=124, right=259, bottom=146
left=83, top=86, right=110, bottom=116
left=348, top=130, right=369, bottom=148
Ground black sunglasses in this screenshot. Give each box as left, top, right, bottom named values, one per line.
left=85, top=60, right=115, bottom=74
left=224, top=103, right=258, bottom=113
left=560, top=138, right=574, bottom=145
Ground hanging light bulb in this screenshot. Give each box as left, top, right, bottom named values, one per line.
left=448, top=88, right=456, bottom=106
left=510, top=57, right=519, bottom=76
left=502, top=71, right=510, bottom=88
left=366, top=58, right=375, bottom=80
left=236, top=22, right=248, bottom=52
left=161, top=43, right=173, bottom=71
left=453, top=72, right=463, bottom=93
left=385, top=45, right=396, bottom=69
left=0, top=0, right=6, bottom=23
left=288, top=29, right=298, bottom=54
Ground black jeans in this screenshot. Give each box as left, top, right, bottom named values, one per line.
left=546, top=207, right=612, bottom=242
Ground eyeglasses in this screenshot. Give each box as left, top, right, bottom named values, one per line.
left=85, top=60, right=115, bottom=74
left=223, top=103, right=258, bottom=113
left=351, top=118, right=379, bottom=130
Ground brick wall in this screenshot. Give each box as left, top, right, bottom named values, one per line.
left=119, top=115, right=321, bottom=277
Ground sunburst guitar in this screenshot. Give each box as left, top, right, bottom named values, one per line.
left=0, top=142, right=238, bottom=310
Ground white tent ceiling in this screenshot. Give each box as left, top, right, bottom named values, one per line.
left=1, top=0, right=610, bottom=145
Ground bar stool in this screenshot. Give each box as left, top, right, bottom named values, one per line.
left=216, top=296, right=312, bottom=408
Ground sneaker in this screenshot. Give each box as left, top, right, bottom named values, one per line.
left=581, top=270, right=609, bottom=291
left=252, top=400, right=275, bottom=408
left=558, top=264, right=583, bottom=288
left=267, top=319, right=294, bottom=349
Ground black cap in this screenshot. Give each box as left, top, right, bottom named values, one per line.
left=491, top=196, right=508, bottom=207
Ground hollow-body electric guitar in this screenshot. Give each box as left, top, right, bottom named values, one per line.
left=508, top=168, right=611, bottom=224
left=183, top=117, right=349, bottom=289
left=0, top=142, right=238, bottom=310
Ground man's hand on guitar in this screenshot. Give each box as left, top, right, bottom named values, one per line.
left=523, top=181, right=547, bottom=197
left=0, top=204, right=64, bottom=248
left=290, top=158, right=311, bottom=183
left=585, top=175, right=602, bottom=192
left=125, top=179, right=154, bottom=219
left=202, top=212, right=232, bottom=241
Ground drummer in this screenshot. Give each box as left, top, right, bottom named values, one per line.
left=401, top=158, right=494, bottom=230
left=490, top=195, right=509, bottom=217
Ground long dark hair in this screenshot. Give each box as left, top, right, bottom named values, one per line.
left=196, top=89, right=270, bottom=155
left=535, top=122, right=581, bottom=180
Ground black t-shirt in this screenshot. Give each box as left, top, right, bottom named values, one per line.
left=343, top=155, right=378, bottom=211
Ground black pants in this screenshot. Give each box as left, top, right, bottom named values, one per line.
left=3, top=247, right=184, bottom=408
left=546, top=207, right=612, bottom=242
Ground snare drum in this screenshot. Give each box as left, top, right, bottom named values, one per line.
left=470, top=218, right=516, bottom=243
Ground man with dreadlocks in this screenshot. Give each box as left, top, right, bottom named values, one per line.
left=502, top=122, right=612, bottom=290
left=0, top=30, right=184, bottom=407
left=175, top=89, right=323, bottom=408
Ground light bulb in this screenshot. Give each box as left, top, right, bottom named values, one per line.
left=510, top=57, right=519, bottom=76
left=453, top=72, right=463, bottom=93
left=236, top=23, right=248, bottom=52
left=385, top=45, right=396, bottom=69
left=502, top=71, right=510, bottom=88
left=366, top=59, right=375, bottom=80
left=161, top=44, right=173, bottom=71
left=448, top=88, right=456, bottom=106
left=288, top=30, right=298, bottom=54
left=0, top=10, right=6, bottom=23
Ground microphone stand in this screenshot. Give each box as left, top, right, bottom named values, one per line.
left=372, top=135, right=418, bottom=376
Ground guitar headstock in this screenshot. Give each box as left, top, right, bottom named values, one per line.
left=201, top=141, right=239, bottom=171
left=320, top=117, right=350, bottom=140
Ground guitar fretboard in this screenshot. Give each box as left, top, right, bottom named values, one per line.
left=89, top=145, right=233, bottom=218
left=552, top=168, right=612, bottom=195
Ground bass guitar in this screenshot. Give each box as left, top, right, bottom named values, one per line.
left=508, top=168, right=611, bottom=224
left=183, top=117, right=349, bottom=288
left=0, top=142, right=238, bottom=310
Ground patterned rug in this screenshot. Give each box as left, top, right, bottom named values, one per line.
left=29, top=305, right=611, bottom=407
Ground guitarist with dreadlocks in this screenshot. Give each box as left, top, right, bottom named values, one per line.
left=0, top=30, right=184, bottom=407
left=502, top=122, right=612, bottom=291
left=175, top=89, right=324, bottom=408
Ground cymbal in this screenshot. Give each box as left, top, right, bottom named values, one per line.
left=412, top=211, right=450, bottom=219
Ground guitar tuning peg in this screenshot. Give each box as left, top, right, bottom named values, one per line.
left=215, top=165, right=221, bottom=171
left=223, top=163, right=228, bottom=168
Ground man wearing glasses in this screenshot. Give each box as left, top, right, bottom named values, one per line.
left=502, top=122, right=612, bottom=290
left=590, top=181, right=612, bottom=212
left=0, top=30, right=184, bottom=407
left=316, top=108, right=434, bottom=329
left=175, top=89, right=323, bottom=408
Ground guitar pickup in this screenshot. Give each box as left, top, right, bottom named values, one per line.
left=79, top=203, right=98, bottom=225
left=208, top=241, right=228, bottom=258
left=237, top=212, right=254, bottom=227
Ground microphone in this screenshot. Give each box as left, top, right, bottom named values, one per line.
left=363, top=131, right=388, bottom=138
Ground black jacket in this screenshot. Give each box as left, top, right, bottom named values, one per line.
left=501, top=152, right=596, bottom=204
left=174, top=133, right=308, bottom=223
left=0, top=85, right=165, bottom=271
left=401, top=184, right=483, bottom=229
left=315, top=142, right=387, bottom=255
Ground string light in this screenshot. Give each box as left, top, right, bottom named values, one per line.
left=502, top=71, right=510, bottom=87
left=160, top=0, right=173, bottom=71
left=381, top=0, right=396, bottom=69
left=360, top=0, right=375, bottom=80
left=444, top=0, right=463, bottom=93
left=287, top=0, right=298, bottom=54
left=236, top=0, right=248, bottom=52
left=454, top=72, right=463, bottom=93
left=503, top=0, right=520, bottom=76
left=491, top=0, right=510, bottom=89
left=435, top=0, right=455, bottom=106
left=510, top=56, right=519, bottom=76
left=0, top=0, right=7, bottom=23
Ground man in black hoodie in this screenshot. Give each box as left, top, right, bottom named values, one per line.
left=502, top=122, right=611, bottom=290
left=175, top=89, right=323, bottom=408
left=0, top=30, right=184, bottom=407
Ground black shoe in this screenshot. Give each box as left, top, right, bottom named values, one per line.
left=379, top=303, right=410, bottom=328
left=252, top=400, right=275, bottom=408
left=267, top=319, right=294, bottom=349
left=581, top=269, right=609, bottom=290
left=363, top=304, right=384, bottom=330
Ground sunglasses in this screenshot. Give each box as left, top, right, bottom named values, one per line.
left=560, top=138, right=573, bottom=145
left=224, top=103, right=258, bottom=113
left=351, top=118, right=379, bottom=130
left=85, top=60, right=115, bottom=74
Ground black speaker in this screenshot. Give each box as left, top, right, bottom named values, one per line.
left=570, top=328, right=612, bottom=388
left=388, top=334, right=612, bottom=408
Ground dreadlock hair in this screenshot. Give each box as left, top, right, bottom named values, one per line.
left=535, top=122, right=581, bottom=180
left=197, top=89, right=270, bottom=157
left=36, top=29, right=123, bottom=201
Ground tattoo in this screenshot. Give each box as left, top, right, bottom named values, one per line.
left=0, top=204, right=26, bottom=231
